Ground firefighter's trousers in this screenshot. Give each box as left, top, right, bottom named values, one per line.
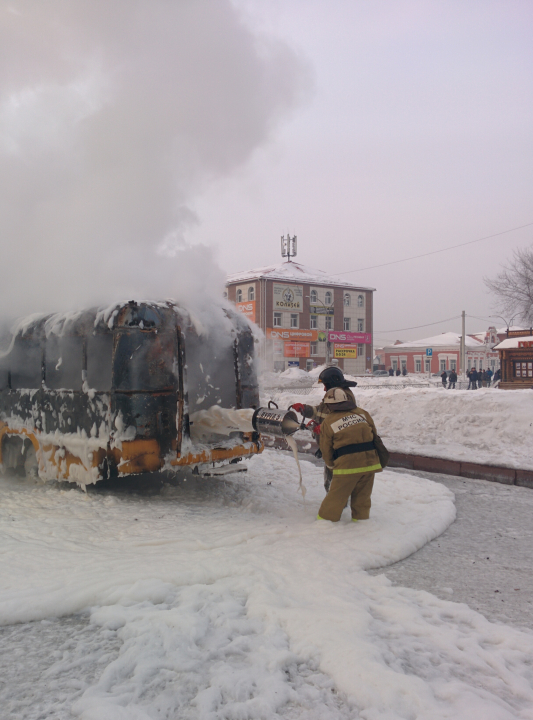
left=318, top=472, right=375, bottom=522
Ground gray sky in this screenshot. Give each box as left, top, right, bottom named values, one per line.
left=1, top=0, right=532, bottom=343
left=189, top=0, right=533, bottom=343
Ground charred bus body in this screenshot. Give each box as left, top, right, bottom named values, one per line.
left=0, top=301, right=263, bottom=486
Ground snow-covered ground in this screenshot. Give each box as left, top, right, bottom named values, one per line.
left=268, top=384, right=533, bottom=470
left=2, top=452, right=533, bottom=719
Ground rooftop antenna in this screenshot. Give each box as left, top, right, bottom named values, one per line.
left=281, top=234, right=297, bottom=262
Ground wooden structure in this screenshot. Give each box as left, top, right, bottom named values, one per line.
left=494, top=328, right=533, bottom=390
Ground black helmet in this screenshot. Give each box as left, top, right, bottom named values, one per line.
left=318, top=366, right=346, bottom=389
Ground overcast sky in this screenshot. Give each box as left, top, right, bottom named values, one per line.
left=190, top=0, right=533, bottom=343
left=1, top=0, right=532, bottom=343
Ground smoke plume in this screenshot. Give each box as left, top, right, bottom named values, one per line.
left=0, top=0, right=307, bottom=324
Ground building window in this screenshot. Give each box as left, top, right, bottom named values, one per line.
left=440, top=359, right=446, bottom=372
left=358, top=344, right=364, bottom=357
left=310, top=314, right=318, bottom=329
left=310, top=342, right=318, bottom=356
left=273, top=312, right=282, bottom=327
left=357, top=318, right=364, bottom=332
left=325, top=316, right=332, bottom=330
left=290, top=314, right=299, bottom=328
left=357, top=295, right=364, bottom=307
left=344, top=317, right=350, bottom=331
left=415, top=359, right=421, bottom=372
left=425, top=358, right=431, bottom=372
left=344, top=293, right=351, bottom=306
left=450, top=359, right=457, bottom=371
left=248, top=286, right=254, bottom=301
left=236, top=289, right=243, bottom=302
left=306, top=359, right=315, bottom=371
left=325, top=291, right=332, bottom=305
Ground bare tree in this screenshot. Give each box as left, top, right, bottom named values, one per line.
left=485, top=246, right=533, bottom=324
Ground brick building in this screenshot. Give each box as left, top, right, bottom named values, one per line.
left=382, top=330, right=500, bottom=375
left=226, top=261, right=375, bottom=373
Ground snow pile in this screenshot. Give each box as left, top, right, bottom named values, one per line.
left=261, top=368, right=315, bottom=389
left=2, top=453, right=533, bottom=718
left=269, top=385, right=533, bottom=469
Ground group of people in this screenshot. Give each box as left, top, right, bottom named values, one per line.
left=290, top=367, right=388, bottom=524
left=388, top=367, right=407, bottom=376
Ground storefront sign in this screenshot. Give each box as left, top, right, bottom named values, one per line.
left=310, top=305, right=334, bottom=315
left=334, top=344, right=358, bottom=358
left=266, top=328, right=318, bottom=341
left=235, top=301, right=256, bottom=322
left=284, top=342, right=310, bottom=358
left=327, top=331, right=371, bottom=344
left=273, top=340, right=283, bottom=355
left=273, top=284, right=303, bottom=312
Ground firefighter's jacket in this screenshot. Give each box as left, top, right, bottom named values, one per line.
left=319, top=402, right=382, bottom=476
left=302, top=388, right=356, bottom=424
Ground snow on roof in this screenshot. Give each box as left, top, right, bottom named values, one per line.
left=493, top=335, right=533, bottom=350
left=384, top=332, right=483, bottom=350
left=226, top=261, right=375, bottom=291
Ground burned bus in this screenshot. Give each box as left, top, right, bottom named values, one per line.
left=0, top=301, right=263, bottom=486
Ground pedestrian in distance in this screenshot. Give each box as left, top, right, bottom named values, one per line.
left=395, top=368, right=401, bottom=376
left=486, top=368, right=493, bottom=386
left=471, top=368, right=478, bottom=389
left=441, top=370, right=447, bottom=387
left=401, top=366, right=407, bottom=376
left=448, top=369, right=457, bottom=389
left=289, top=366, right=358, bottom=493
left=316, top=387, right=389, bottom=523
left=388, top=367, right=394, bottom=376
left=494, top=368, right=501, bottom=383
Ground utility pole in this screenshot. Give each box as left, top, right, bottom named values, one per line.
left=460, top=310, right=465, bottom=377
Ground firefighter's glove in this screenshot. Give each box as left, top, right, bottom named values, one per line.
left=306, top=420, right=321, bottom=437
left=290, top=403, right=306, bottom=414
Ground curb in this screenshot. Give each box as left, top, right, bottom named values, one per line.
left=263, top=437, right=533, bottom=489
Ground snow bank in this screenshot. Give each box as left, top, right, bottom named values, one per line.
left=1, top=453, right=533, bottom=718
left=270, top=385, right=533, bottom=470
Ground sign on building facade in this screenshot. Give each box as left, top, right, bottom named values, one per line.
left=273, top=284, right=304, bottom=312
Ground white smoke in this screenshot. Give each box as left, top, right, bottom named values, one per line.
left=0, top=0, right=308, bottom=323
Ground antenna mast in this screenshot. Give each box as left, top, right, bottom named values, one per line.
left=281, top=234, right=297, bottom=262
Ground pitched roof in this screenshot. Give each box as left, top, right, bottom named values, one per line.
left=384, top=331, right=484, bottom=350
left=226, top=261, right=374, bottom=291
left=493, top=335, right=533, bottom=350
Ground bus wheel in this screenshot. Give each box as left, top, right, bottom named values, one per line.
left=2, top=435, right=38, bottom=478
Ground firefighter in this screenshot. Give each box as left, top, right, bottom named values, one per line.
left=316, top=387, right=383, bottom=522
left=290, top=366, right=357, bottom=491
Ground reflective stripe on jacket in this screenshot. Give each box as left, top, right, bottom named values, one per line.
left=319, top=407, right=382, bottom=476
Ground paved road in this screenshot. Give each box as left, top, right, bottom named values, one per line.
left=369, top=469, right=533, bottom=631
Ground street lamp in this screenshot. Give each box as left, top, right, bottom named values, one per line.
left=490, top=315, right=519, bottom=336
left=306, top=295, right=335, bottom=365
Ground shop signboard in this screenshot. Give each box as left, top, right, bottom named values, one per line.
left=235, top=300, right=256, bottom=322
left=288, top=361, right=300, bottom=367
left=310, top=305, right=334, bottom=315
left=266, top=328, right=318, bottom=341
left=284, top=342, right=310, bottom=358
left=273, top=284, right=303, bottom=312
left=327, top=331, right=371, bottom=344
left=273, top=340, right=283, bottom=355
left=334, top=344, right=358, bottom=358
